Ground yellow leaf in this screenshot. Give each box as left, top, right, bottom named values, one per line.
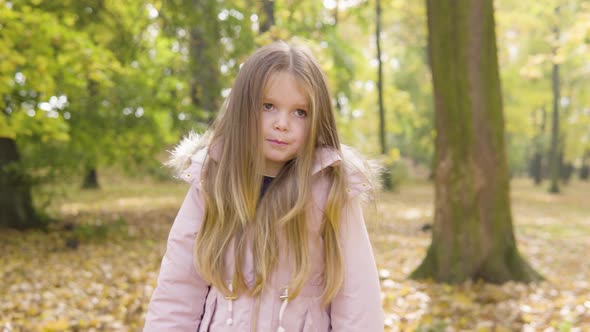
left=522, top=313, right=534, bottom=323
left=399, top=285, right=413, bottom=296
left=442, top=284, right=454, bottom=293
left=495, top=326, right=513, bottom=332
left=453, top=292, right=473, bottom=307
left=41, top=319, right=69, bottom=332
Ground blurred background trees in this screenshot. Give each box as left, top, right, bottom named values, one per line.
left=1, top=0, right=589, bottom=228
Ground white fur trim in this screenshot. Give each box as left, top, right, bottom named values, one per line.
left=164, top=131, right=208, bottom=178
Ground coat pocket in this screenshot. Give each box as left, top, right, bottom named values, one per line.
left=198, top=291, right=218, bottom=332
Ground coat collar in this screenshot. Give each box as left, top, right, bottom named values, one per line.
left=166, top=131, right=382, bottom=202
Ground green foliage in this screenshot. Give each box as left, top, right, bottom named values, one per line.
left=1, top=1, right=179, bottom=188
left=497, top=0, right=590, bottom=173
left=1, top=0, right=588, bottom=197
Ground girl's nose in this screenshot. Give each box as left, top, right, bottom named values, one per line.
left=274, top=112, right=289, bottom=131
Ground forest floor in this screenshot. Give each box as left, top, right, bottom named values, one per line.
left=1, top=177, right=589, bottom=331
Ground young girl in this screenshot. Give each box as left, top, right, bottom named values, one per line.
left=144, top=41, right=384, bottom=331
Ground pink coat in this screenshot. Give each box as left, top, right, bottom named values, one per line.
left=144, top=134, right=384, bottom=331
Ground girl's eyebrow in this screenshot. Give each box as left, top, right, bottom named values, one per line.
left=263, top=96, right=308, bottom=109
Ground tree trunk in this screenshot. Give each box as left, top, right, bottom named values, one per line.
left=82, top=167, right=99, bottom=189
left=80, top=77, right=101, bottom=190
left=548, top=6, right=561, bottom=194
left=411, top=0, right=541, bottom=283
left=0, top=137, right=43, bottom=229
left=260, top=0, right=275, bottom=34
left=530, top=107, right=546, bottom=185
left=333, top=0, right=339, bottom=26
left=376, top=0, right=385, bottom=156
left=376, top=0, right=392, bottom=190
left=189, top=0, right=222, bottom=123
left=580, top=149, right=589, bottom=180
left=530, top=152, right=543, bottom=185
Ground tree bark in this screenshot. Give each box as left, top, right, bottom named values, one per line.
left=411, top=0, right=541, bottom=283
left=0, top=138, right=43, bottom=229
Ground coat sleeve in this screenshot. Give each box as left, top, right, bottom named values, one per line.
left=144, top=182, right=210, bottom=331
left=329, top=195, right=384, bottom=331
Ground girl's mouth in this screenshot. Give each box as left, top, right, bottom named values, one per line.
left=267, top=139, right=288, bottom=145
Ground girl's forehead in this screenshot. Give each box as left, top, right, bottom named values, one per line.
left=263, top=72, right=310, bottom=105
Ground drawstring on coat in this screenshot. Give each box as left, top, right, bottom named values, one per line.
left=224, top=283, right=291, bottom=330
left=225, top=283, right=237, bottom=326
left=277, top=287, right=289, bottom=332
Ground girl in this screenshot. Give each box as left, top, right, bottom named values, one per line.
left=144, top=41, right=384, bottom=331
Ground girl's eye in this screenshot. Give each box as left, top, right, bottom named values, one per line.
left=294, top=109, right=307, bottom=118
left=263, top=103, right=274, bottom=111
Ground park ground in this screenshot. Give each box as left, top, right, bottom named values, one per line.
left=1, top=176, right=589, bottom=331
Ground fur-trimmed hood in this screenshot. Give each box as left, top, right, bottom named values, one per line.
left=165, top=131, right=382, bottom=198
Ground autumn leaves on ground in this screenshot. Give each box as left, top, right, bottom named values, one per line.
left=1, top=178, right=589, bottom=331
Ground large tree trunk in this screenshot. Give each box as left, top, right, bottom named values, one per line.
left=0, top=138, right=43, bottom=229
left=411, top=0, right=541, bottom=283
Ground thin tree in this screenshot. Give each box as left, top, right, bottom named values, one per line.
left=189, top=0, right=222, bottom=123
left=581, top=149, right=590, bottom=180
left=260, top=0, right=275, bottom=34
left=81, top=79, right=100, bottom=189
left=548, top=6, right=561, bottom=193
left=376, top=0, right=392, bottom=190
left=411, top=0, right=541, bottom=283
left=530, top=106, right=546, bottom=185
left=376, top=0, right=385, bottom=157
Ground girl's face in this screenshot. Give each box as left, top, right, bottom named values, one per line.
left=260, top=71, right=310, bottom=177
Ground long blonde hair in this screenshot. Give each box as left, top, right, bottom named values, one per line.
left=195, top=41, right=348, bottom=306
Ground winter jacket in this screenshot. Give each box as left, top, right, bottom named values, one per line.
left=144, top=133, right=384, bottom=331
